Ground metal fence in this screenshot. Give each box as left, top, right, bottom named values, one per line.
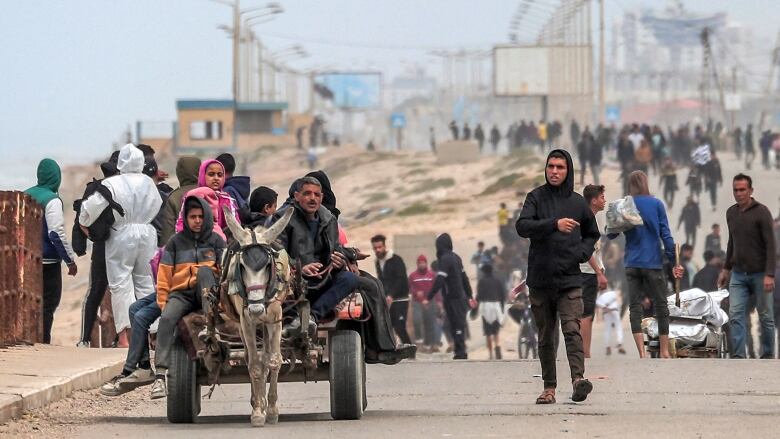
left=0, top=191, right=43, bottom=347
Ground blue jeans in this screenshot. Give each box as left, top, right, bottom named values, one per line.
left=729, top=272, right=775, bottom=358
left=125, top=293, right=161, bottom=372
left=310, top=270, right=358, bottom=320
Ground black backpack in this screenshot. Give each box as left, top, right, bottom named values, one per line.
left=71, top=179, right=125, bottom=256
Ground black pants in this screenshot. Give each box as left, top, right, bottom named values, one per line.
left=443, top=297, right=468, bottom=359
left=529, top=287, right=585, bottom=389
left=626, top=268, right=669, bottom=335
left=80, top=242, right=109, bottom=343
left=389, top=300, right=412, bottom=345
left=43, top=262, right=63, bottom=344
left=155, top=267, right=214, bottom=371
left=684, top=227, right=697, bottom=248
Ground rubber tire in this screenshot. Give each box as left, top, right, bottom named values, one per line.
left=167, top=338, right=200, bottom=423
left=329, top=330, right=364, bottom=420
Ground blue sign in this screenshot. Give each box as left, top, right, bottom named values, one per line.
left=314, top=73, right=381, bottom=109
left=606, top=105, right=621, bottom=122
left=390, top=113, right=406, bottom=128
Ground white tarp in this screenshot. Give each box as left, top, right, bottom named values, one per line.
left=667, top=288, right=729, bottom=327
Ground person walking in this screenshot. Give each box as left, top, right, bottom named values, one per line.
left=576, top=129, right=593, bottom=185
left=660, top=157, right=679, bottom=208
left=474, top=123, right=485, bottom=151
left=516, top=149, right=600, bottom=404
left=74, top=154, right=120, bottom=347
left=489, top=124, right=501, bottom=152
left=449, top=120, right=459, bottom=140
left=588, top=131, right=604, bottom=185
left=760, top=130, right=772, bottom=170
left=423, top=233, right=475, bottom=360
left=704, top=150, right=723, bottom=212
left=409, top=255, right=439, bottom=353
left=678, top=196, right=701, bottom=248
left=744, top=124, right=755, bottom=170
left=595, top=290, right=625, bottom=356
left=718, top=174, right=776, bottom=359
left=476, top=264, right=506, bottom=360
left=372, top=234, right=412, bottom=345
left=611, top=171, right=683, bottom=358
left=463, top=123, right=472, bottom=141
left=25, top=159, right=78, bottom=344
left=79, top=144, right=161, bottom=348
left=580, top=185, right=608, bottom=358
left=705, top=223, right=724, bottom=258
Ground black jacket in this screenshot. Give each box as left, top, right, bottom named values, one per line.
left=375, top=254, right=409, bottom=300
left=693, top=264, right=720, bottom=292
left=274, top=202, right=342, bottom=268
left=427, top=233, right=473, bottom=301
left=516, top=149, right=600, bottom=290
left=476, top=274, right=506, bottom=307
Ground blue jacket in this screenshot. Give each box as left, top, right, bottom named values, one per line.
left=618, top=195, right=676, bottom=270
left=223, top=176, right=250, bottom=209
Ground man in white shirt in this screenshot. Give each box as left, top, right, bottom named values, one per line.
left=580, top=184, right=608, bottom=358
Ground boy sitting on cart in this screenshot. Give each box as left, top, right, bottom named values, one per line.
left=151, top=196, right=227, bottom=399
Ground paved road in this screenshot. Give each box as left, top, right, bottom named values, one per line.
left=57, top=356, right=779, bottom=439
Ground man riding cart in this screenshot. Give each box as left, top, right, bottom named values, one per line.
left=165, top=174, right=413, bottom=425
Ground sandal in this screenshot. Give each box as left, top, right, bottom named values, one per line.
left=535, top=388, right=556, bottom=404
left=571, top=378, right=593, bottom=402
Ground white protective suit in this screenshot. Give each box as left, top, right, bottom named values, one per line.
left=79, top=144, right=162, bottom=332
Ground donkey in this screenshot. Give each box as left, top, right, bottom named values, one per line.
left=222, top=207, right=293, bottom=427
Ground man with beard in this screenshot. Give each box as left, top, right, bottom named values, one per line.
left=516, top=149, right=600, bottom=404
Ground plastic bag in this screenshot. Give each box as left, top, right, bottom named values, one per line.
left=605, top=196, right=643, bottom=234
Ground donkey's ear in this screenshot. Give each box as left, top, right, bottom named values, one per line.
left=223, top=206, right=251, bottom=245
left=262, top=208, right=293, bottom=243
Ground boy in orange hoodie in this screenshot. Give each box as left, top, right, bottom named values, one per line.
left=151, top=196, right=226, bottom=399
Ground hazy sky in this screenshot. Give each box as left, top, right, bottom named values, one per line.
left=1, top=0, right=777, bottom=189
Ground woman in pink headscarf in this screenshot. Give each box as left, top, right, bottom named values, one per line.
left=175, top=159, right=240, bottom=234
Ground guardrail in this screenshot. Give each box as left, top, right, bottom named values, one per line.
left=0, top=191, right=43, bottom=347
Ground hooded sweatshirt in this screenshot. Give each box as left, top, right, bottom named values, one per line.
left=157, top=196, right=226, bottom=310
left=223, top=175, right=251, bottom=209
left=427, top=233, right=473, bottom=301
left=408, top=255, right=435, bottom=303
left=174, top=187, right=227, bottom=241
left=306, top=170, right=340, bottom=218
left=197, top=159, right=241, bottom=229
left=516, top=149, right=600, bottom=290
left=160, top=156, right=201, bottom=245
left=25, top=159, right=76, bottom=265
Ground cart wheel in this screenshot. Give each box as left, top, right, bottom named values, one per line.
left=167, top=338, right=200, bottom=423
left=329, top=330, right=364, bottom=420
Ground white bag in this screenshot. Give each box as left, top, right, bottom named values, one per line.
left=605, top=196, right=643, bottom=234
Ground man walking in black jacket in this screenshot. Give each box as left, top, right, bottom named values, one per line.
left=372, top=234, right=412, bottom=345
left=516, top=149, right=600, bottom=404
left=423, top=233, right=475, bottom=360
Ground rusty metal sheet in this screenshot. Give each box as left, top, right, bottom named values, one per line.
left=0, top=191, right=43, bottom=346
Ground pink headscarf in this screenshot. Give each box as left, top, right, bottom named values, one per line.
left=198, top=159, right=226, bottom=189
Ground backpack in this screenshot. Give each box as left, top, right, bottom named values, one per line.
left=71, top=179, right=125, bottom=256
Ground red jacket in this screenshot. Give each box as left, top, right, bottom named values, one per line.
left=408, top=269, right=437, bottom=303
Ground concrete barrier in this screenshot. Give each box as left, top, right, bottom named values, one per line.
left=435, top=140, right=480, bottom=165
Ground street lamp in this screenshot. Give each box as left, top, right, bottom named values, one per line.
left=211, top=0, right=285, bottom=101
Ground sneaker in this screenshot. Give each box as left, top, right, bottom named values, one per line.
left=100, top=374, right=130, bottom=397
left=123, top=368, right=155, bottom=386
left=282, top=315, right=317, bottom=338
left=617, top=345, right=626, bottom=355
left=150, top=377, right=167, bottom=400
left=76, top=341, right=90, bottom=348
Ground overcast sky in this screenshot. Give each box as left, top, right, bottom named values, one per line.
left=1, top=0, right=777, bottom=189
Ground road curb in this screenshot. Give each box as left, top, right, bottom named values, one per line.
left=0, top=347, right=124, bottom=424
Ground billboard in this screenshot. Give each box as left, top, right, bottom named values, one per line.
left=313, top=72, right=382, bottom=109
left=493, top=45, right=592, bottom=97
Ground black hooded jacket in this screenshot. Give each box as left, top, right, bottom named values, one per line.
left=516, top=149, right=600, bottom=290
left=427, top=233, right=473, bottom=301
left=273, top=201, right=343, bottom=268
left=306, top=170, right=340, bottom=218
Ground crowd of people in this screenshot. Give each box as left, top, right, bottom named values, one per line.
left=22, top=113, right=780, bottom=405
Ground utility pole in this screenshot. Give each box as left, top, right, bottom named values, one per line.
left=232, top=0, right=240, bottom=102
left=598, top=0, right=605, bottom=123
left=758, top=30, right=780, bottom=132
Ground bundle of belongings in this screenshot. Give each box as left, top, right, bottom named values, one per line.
left=605, top=196, right=644, bottom=234
left=642, top=288, right=729, bottom=349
